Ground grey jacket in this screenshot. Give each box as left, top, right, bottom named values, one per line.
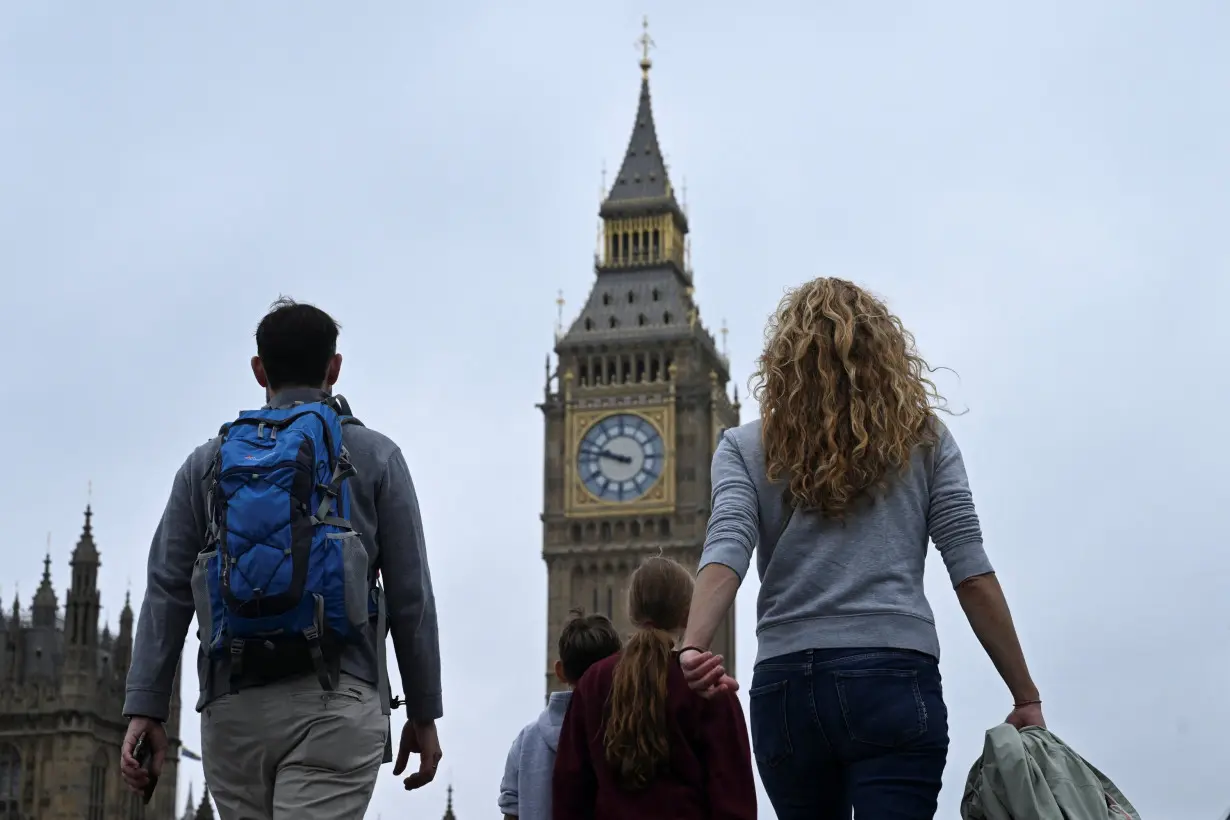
left=961, top=725, right=1140, bottom=820
left=123, top=388, right=443, bottom=724
left=498, top=691, right=572, bottom=820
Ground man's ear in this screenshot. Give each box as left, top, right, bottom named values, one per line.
left=325, top=353, right=342, bottom=388
left=554, top=660, right=568, bottom=684
left=251, top=356, right=268, bottom=388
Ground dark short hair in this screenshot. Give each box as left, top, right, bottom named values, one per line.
left=254, top=297, right=341, bottom=391
left=558, top=610, right=622, bottom=683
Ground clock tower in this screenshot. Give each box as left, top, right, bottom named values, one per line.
left=539, top=24, right=740, bottom=696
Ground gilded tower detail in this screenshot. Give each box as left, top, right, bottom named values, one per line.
left=0, top=507, right=183, bottom=820
left=539, top=27, right=740, bottom=695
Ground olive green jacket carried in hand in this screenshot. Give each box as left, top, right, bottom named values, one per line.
left=961, top=724, right=1140, bottom=820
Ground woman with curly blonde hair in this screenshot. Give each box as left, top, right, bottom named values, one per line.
left=677, top=278, right=1044, bottom=819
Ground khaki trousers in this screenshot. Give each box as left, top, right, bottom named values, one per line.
left=201, top=673, right=387, bottom=820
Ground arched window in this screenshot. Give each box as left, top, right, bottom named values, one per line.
left=0, top=744, right=20, bottom=813
left=87, top=750, right=108, bottom=820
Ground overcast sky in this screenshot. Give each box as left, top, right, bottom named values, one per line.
left=3, top=2, right=1229, bottom=818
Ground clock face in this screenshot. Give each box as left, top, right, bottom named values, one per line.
left=577, top=413, right=665, bottom=502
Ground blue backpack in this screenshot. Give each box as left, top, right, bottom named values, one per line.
left=190, top=395, right=376, bottom=693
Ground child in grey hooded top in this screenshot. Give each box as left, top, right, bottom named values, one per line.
left=498, top=612, right=622, bottom=820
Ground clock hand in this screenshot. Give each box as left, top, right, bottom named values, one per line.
left=580, top=446, right=634, bottom=464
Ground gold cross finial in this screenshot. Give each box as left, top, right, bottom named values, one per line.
left=636, top=16, right=655, bottom=77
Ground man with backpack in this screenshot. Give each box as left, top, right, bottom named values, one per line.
left=118, top=298, right=443, bottom=819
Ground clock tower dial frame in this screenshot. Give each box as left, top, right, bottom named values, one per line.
left=566, top=404, right=676, bottom=516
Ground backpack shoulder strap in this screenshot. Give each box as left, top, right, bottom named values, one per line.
left=324, top=394, right=365, bottom=428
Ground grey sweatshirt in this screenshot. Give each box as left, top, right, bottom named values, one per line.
left=498, top=691, right=572, bottom=820
left=699, top=418, right=993, bottom=664
left=123, top=388, right=443, bottom=723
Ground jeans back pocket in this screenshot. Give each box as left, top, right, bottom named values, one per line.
left=834, top=669, right=927, bottom=748
left=748, top=679, right=793, bottom=768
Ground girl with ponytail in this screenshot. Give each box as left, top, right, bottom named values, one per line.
left=551, top=557, right=756, bottom=820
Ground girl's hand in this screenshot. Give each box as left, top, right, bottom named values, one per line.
left=680, top=649, right=739, bottom=698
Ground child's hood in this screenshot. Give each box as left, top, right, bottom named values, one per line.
left=537, top=690, right=573, bottom=753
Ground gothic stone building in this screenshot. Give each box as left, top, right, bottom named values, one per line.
left=0, top=506, right=183, bottom=820
left=540, top=35, right=740, bottom=695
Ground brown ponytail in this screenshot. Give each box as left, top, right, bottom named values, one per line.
left=603, top=556, right=694, bottom=790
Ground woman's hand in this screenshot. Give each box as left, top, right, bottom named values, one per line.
left=680, top=649, right=739, bottom=698
left=1005, top=701, right=1046, bottom=730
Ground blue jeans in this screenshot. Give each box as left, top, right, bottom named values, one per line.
left=748, top=648, right=949, bottom=820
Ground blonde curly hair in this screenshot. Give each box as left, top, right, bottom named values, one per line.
left=751, top=277, right=945, bottom=518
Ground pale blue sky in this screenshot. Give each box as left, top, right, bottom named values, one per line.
left=3, top=2, right=1228, bottom=818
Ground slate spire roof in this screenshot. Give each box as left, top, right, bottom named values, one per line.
left=606, top=75, right=671, bottom=204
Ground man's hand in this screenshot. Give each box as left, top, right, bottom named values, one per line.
left=120, top=717, right=167, bottom=795
left=393, top=719, right=442, bottom=791
left=679, top=649, right=739, bottom=698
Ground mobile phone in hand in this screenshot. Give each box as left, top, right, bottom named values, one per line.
left=132, top=735, right=158, bottom=805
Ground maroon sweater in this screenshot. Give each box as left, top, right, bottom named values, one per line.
left=552, top=652, right=757, bottom=820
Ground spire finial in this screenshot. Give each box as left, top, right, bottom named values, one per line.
left=721, top=318, right=729, bottom=357
left=636, top=15, right=655, bottom=78
left=555, top=290, right=566, bottom=338
left=442, top=781, right=456, bottom=819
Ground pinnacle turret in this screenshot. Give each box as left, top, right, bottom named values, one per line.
left=66, top=504, right=101, bottom=647
left=194, top=785, right=216, bottom=820
left=442, top=783, right=456, bottom=820
left=31, top=551, right=58, bottom=628
left=73, top=505, right=99, bottom=562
